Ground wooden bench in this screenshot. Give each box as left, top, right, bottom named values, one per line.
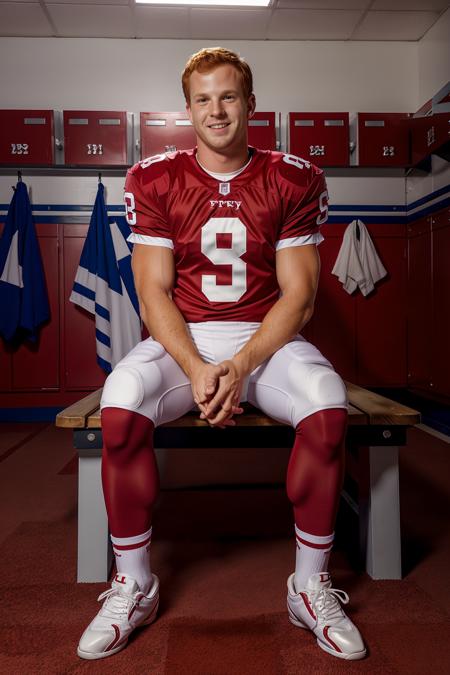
left=56, top=383, right=420, bottom=583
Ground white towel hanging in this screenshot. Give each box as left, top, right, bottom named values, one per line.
left=331, top=219, right=387, bottom=296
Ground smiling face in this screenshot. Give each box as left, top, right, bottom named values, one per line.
left=186, top=63, right=256, bottom=170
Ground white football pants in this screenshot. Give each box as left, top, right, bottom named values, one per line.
left=100, top=322, right=347, bottom=428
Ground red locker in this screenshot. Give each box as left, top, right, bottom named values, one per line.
left=0, top=110, right=54, bottom=165
left=63, top=111, right=128, bottom=165
left=0, top=341, right=12, bottom=391
left=140, top=112, right=196, bottom=157
left=431, top=210, right=450, bottom=397
left=63, top=224, right=106, bottom=390
left=288, top=113, right=349, bottom=166
left=356, top=224, right=407, bottom=386
left=357, top=113, right=410, bottom=167
left=248, top=112, right=277, bottom=150
left=11, top=224, right=60, bottom=391
left=410, top=111, right=449, bottom=165
left=407, top=217, right=432, bottom=390
left=309, top=226, right=356, bottom=382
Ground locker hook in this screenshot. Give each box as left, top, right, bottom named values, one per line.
left=17, top=170, right=22, bottom=182
left=98, top=172, right=102, bottom=184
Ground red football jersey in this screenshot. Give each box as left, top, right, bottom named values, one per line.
left=124, top=148, right=328, bottom=322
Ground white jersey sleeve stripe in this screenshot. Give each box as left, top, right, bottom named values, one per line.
left=275, top=233, right=324, bottom=250
left=127, top=233, right=174, bottom=249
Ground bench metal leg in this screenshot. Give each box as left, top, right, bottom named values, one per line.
left=77, top=454, right=112, bottom=582
left=359, top=445, right=402, bottom=579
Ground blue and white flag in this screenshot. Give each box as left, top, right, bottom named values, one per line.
left=0, top=181, right=50, bottom=343
left=70, top=183, right=141, bottom=373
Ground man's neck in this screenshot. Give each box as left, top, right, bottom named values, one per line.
left=195, top=143, right=250, bottom=174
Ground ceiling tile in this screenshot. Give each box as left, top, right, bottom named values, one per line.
left=46, top=3, right=134, bottom=37
left=134, top=6, right=189, bottom=38
left=268, top=9, right=362, bottom=39
left=371, top=0, right=449, bottom=10
left=0, top=2, right=52, bottom=36
left=45, top=0, right=129, bottom=3
left=190, top=8, right=268, bottom=39
left=276, top=0, right=370, bottom=8
left=352, top=10, right=441, bottom=40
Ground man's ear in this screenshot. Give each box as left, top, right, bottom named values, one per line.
left=247, top=93, right=256, bottom=120
left=186, top=101, right=193, bottom=123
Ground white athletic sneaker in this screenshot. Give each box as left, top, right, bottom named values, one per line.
left=287, top=572, right=366, bottom=660
left=77, top=572, right=159, bottom=660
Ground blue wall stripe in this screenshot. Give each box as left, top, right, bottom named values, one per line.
left=407, top=185, right=450, bottom=211
left=0, top=189, right=448, bottom=226
left=0, top=407, right=62, bottom=422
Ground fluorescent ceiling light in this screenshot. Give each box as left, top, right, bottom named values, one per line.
left=136, top=1, right=271, bottom=6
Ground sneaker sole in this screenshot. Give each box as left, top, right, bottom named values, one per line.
left=77, top=600, right=159, bottom=660
left=317, top=639, right=367, bottom=660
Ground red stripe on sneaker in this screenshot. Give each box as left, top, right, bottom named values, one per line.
left=323, top=626, right=342, bottom=653
left=105, top=624, right=121, bottom=652
left=112, top=535, right=152, bottom=551
left=296, top=535, right=333, bottom=550
left=300, top=593, right=316, bottom=620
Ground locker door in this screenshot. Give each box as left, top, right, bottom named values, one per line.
left=140, top=112, right=196, bottom=157
left=309, top=227, right=357, bottom=382
left=431, top=210, right=450, bottom=396
left=407, top=217, right=432, bottom=390
left=356, top=225, right=407, bottom=386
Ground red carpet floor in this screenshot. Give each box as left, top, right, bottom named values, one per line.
left=0, top=422, right=449, bottom=674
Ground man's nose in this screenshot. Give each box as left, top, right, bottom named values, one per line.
left=210, top=98, right=225, bottom=117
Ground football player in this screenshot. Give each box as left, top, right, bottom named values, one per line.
left=77, top=47, right=366, bottom=661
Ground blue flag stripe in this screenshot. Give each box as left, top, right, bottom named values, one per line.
left=95, top=303, right=110, bottom=322
left=69, top=184, right=141, bottom=373
left=96, top=328, right=111, bottom=348
left=73, top=281, right=95, bottom=302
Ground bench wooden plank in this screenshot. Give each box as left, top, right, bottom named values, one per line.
left=59, top=382, right=421, bottom=430
left=55, top=389, right=103, bottom=429
left=85, top=401, right=367, bottom=428
left=344, top=382, right=420, bottom=425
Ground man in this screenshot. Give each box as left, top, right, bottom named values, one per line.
left=77, top=47, right=366, bottom=661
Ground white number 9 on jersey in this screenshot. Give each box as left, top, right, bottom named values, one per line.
left=201, top=217, right=247, bottom=302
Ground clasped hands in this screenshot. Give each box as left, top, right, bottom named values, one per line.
left=191, top=359, right=247, bottom=429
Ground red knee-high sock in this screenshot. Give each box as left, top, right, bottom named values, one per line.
left=101, top=407, right=159, bottom=538
left=286, top=408, right=347, bottom=589
left=101, top=407, right=159, bottom=592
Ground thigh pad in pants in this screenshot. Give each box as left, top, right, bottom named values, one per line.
left=248, top=337, right=348, bottom=428
left=100, top=338, right=195, bottom=426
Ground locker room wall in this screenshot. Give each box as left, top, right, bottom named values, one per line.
left=417, top=8, right=450, bottom=105
left=0, top=32, right=448, bottom=411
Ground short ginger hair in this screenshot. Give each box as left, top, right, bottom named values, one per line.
left=182, top=47, right=254, bottom=103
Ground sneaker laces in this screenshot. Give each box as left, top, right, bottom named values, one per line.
left=97, top=587, right=135, bottom=621
left=310, top=586, right=349, bottom=625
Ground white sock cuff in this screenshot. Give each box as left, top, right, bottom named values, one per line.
left=111, top=526, right=152, bottom=547
left=295, top=525, right=334, bottom=545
